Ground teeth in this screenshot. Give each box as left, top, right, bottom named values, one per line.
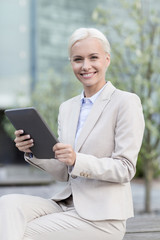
left=83, top=73, right=93, bottom=77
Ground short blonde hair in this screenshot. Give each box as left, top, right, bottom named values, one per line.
left=68, top=27, right=111, bottom=57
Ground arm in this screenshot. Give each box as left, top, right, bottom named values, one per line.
left=14, top=113, right=69, bottom=182
left=24, top=154, right=69, bottom=182
left=70, top=94, right=145, bottom=183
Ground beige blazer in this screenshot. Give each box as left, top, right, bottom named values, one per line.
left=25, top=81, right=145, bottom=221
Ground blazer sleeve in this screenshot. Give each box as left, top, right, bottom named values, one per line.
left=70, top=93, right=145, bottom=183
left=24, top=109, right=69, bottom=182
left=25, top=154, right=69, bottom=182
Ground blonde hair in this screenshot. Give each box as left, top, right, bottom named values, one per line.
left=68, top=27, right=111, bottom=57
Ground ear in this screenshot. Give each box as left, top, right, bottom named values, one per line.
left=105, top=54, right=110, bottom=68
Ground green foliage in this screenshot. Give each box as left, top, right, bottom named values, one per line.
left=2, top=66, right=82, bottom=142
left=31, top=67, right=81, bottom=136
left=92, top=0, right=160, bottom=178
left=2, top=116, right=15, bottom=140
left=135, top=154, right=144, bottom=178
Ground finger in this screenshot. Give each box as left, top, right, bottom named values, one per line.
left=55, top=148, right=71, bottom=155
left=56, top=153, right=69, bottom=159
left=15, top=129, right=24, bottom=137
left=56, top=151, right=74, bottom=162
left=53, top=143, right=69, bottom=151
left=57, top=155, right=74, bottom=166
left=17, top=142, right=34, bottom=153
left=14, top=134, right=31, bottom=143
left=15, top=139, right=34, bottom=148
left=18, top=146, right=32, bottom=153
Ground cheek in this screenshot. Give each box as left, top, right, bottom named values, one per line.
left=71, top=63, right=79, bottom=74
left=96, top=61, right=106, bottom=72
left=100, top=59, right=109, bottom=71
left=72, top=65, right=83, bottom=79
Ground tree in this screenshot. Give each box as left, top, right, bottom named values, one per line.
left=31, top=67, right=81, bottom=136
left=92, top=0, right=160, bottom=213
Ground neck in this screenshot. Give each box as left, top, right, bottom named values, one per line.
left=84, top=82, right=106, bottom=98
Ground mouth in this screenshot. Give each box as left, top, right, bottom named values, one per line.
left=80, top=72, right=97, bottom=79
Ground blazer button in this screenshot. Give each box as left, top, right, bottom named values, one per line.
left=85, top=173, right=91, bottom=178
left=71, top=174, right=77, bottom=179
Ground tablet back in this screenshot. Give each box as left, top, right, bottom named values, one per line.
left=5, top=107, right=58, bottom=159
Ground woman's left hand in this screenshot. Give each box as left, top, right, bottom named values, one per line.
left=53, top=143, right=76, bottom=166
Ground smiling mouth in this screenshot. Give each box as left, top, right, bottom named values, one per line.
left=80, top=72, right=96, bottom=78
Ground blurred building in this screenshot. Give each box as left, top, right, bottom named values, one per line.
left=0, top=0, right=32, bottom=109
left=35, top=0, right=112, bottom=82
left=0, top=0, right=118, bottom=164
left=3, top=0, right=159, bottom=163
left=0, top=0, right=33, bottom=164
left=1, top=0, right=124, bottom=109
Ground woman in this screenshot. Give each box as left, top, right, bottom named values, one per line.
left=0, top=28, right=145, bottom=240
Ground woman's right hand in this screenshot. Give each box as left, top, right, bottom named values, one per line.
left=14, top=130, right=34, bottom=153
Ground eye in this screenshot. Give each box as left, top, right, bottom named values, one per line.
left=73, top=58, right=83, bottom=62
left=90, top=55, right=98, bottom=60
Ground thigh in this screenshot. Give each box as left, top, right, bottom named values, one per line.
left=24, top=209, right=126, bottom=240
left=0, top=194, right=62, bottom=222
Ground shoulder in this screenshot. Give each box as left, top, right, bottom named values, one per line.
left=104, top=81, right=141, bottom=105
left=108, top=85, right=143, bottom=116
left=113, top=88, right=142, bottom=106
left=111, top=88, right=143, bottom=120
left=59, top=95, right=81, bottom=112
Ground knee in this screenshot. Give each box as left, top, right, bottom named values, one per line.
left=0, top=194, right=22, bottom=208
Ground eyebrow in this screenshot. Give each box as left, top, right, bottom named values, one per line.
left=72, top=53, right=99, bottom=58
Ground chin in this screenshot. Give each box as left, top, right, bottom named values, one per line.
left=82, top=81, right=94, bottom=87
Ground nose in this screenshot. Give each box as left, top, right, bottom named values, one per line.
left=82, top=59, right=91, bottom=71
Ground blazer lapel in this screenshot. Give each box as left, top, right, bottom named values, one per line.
left=75, top=81, right=116, bottom=152
left=68, top=96, right=81, bottom=148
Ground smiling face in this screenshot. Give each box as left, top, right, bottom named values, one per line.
left=70, top=37, right=110, bottom=97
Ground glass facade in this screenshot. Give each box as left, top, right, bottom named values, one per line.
left=0, top=0, right=32, bottom=108
left=0, top=0, right=119, bottom=108
left=0, top=0, right=159, bottom=109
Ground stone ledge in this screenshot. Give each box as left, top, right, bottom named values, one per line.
left=0, top=164, right=54, bottom=185
left=124, top=215, right=160, bottom=240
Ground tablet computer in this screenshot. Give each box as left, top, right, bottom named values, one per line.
left=5, top=107, right=58, bottom=159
